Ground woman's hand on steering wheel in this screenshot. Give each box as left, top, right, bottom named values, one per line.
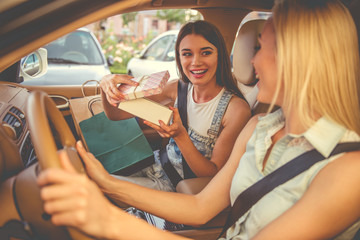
left=100, top=74, right=139, bottom=107
left=37, top=150, right=118, bottom=239
left=75, top=141, right=112, bottom=190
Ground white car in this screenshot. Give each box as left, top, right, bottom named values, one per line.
left=21, top=28, right=112, bottom=86
left=127, top=30, right=179, bottom=81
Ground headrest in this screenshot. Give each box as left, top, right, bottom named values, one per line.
left=65, top=34, right=83, bottom=50
left=233, top=19, right=266, bottom=85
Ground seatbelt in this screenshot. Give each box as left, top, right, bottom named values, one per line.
left=354, top=227, right=360, bottom=240
left=218, top=142, right=360, bottom=238
left=159, top=80, right=196, bottom=188
left=177, top=80, right=197, bottom=179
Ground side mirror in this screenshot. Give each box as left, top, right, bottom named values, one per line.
left=166, top=51, right=175, bottom=61
left=20, top=48, right=48, bottom=80
left=134, top=50, right=142, bottom=59
left=107, top=55, right=114, bottom=66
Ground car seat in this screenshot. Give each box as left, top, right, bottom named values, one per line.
left=62, top=34, right=89, bottom=63
left=174, top=19, right=266, bottom=240
left=64, top=34, right=83, bottom=52
left=233, top=19, right=265, bottom=110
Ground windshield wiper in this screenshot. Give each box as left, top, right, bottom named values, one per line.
left=47, top=58, right=82, bottom=64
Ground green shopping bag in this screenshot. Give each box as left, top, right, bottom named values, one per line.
left=79, top=111, right=154, bottom=175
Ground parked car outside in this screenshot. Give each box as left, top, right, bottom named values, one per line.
left=21, top=28, right=112, bottom=86
left=127, top=30, right=179, bottom=81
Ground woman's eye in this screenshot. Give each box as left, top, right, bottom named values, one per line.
left=254, top=45, right=261, bottom=51
left=202, top=51, right=212, bottom=56
left=182, top=52, right=192, bottom=57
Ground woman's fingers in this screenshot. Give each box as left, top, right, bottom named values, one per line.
left=143, top=120, right=171, bottom=137
left=40, top=179, right=82, bottom=201
left=43, top=189, right=87, bottom=215
left=76, top=141, right=101, bottom=168
left=100, top=74, right=139, bottom=105
left=75, top=141, right=110, bottom=186
left=143, top=120, right=162, bottom=131
left=50, top=209, right=89, bottom=227
left=58, top=150, right=77, bottom=174
left=76, top=141, right=91, bottom=163
left=38, top=168, right=72, bottom=187
left=170, top=107, right=182, bottom=124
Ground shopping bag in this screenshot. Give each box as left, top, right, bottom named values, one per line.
left=79, top=111, right=154, bottom=176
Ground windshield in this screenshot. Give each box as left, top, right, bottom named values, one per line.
left=44, top=30, right=104, bottom=65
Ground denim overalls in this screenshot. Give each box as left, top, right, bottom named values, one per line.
left=114, top=89, right=233, bottom=192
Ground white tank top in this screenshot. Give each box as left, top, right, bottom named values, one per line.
left=187, top=85, right=225, bottom=136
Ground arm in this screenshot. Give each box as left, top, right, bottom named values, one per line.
left=78, top=115, right=259, bottom=226
left=100, top=74, right=177, bottom=121
left=146, top=96, right=251, bottom=177
left=252, top=151, right=360, bottom=240
left=178, top=96, right=251, bottom=176
left=38, top=151, right=189, bottom=240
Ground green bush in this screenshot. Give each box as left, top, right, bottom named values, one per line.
left=99, top=29, right=153, bottom=74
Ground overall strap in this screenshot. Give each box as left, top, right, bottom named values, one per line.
left=218, top=142, right=360, bottom=238
left=177, top=80, right=196, bottom=179
left=207, top=90, right=232, bottom=140
left=159, top=80, right=193, bottom=188
left=177, top=80, right=188, bottom=130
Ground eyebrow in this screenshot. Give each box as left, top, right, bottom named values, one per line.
left=181, top=46, right=214, bottom=52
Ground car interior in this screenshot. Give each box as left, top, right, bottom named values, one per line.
left=0, top=0, right=360, bottom=239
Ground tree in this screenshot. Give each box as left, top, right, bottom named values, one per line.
left=122, top=12, right=138, bottom=27
left=156, top=9, right=186, bottom=24
left=156, top=9, right=202, bottom=24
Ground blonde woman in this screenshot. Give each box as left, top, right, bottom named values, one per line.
left=38, top=0, right=360, bottom=239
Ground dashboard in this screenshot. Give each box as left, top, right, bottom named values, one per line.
left=0, top=83, right=36, bottom=179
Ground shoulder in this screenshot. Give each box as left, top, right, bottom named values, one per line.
left=307, top=150, right=360, bottom=213
left=301, top=150, right=360, bottom=232
left=225, top=95, right=251, bottom=119
left=241, top=114, right=262, bottom=136
left=220, top=96, right=251, bottom=131
left=314, top=151, right=360, bottom=184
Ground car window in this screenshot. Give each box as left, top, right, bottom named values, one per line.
left=142, top=35, right=174, bottom=61
left=19, top=29, right=111, bottom=86
left=21, top=53, right=39, bottom=76
left=45, top=31, right=104, bottom=65
left=163, top=38, right=176, bottom=62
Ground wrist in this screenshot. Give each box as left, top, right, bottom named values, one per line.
left=173, top=128, right=188, bottom=141
left=98, top=173, right=114, bottom=192
left=103, top=204, right=124, bottom=240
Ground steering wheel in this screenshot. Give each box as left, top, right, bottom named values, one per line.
left=61, top=51, right=89, bottom=63
left=15, top=91, right=93, bottom=240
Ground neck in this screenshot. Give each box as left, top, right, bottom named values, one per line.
left=282, top=106, right=307, bottom=135
left=192, top=82, right=222, bottom=103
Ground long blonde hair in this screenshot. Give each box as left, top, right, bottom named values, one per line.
left=272, top=0, right=360, bottom=134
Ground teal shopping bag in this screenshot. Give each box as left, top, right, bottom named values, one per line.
left=79, top=112, right=154, bottom=175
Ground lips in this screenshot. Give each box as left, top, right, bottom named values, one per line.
left=190, top=69, right=208, bottom=78
left=190, top=69, right=207, bottom=74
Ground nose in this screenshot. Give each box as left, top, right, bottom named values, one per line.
left=251, top=53, right=256, bottom=65
left=191, top=53, right=201, bottom=65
